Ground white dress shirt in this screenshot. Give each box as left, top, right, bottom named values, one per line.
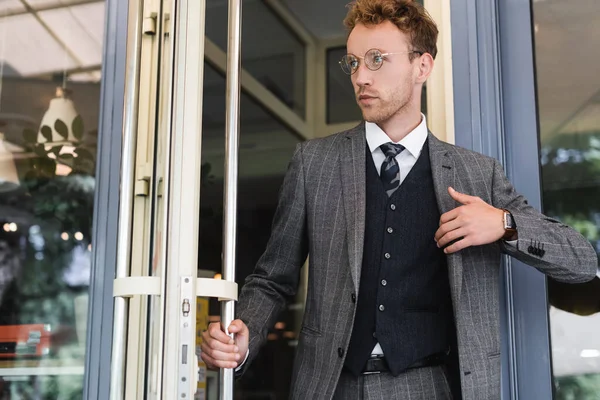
left=366, top=114, right=429, bottom=184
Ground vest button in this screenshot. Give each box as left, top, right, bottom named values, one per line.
left=384, top=253, right=391, bottom=259
left=387, top=227, right=393, bottom=234
left=351, top=293, right=356, bottom=303
left=381, top=279, right=387, bottom=286
left=338, top=347, right=345, bottom=358
left=390, top=204, right=396, bottom=211
left=379, top=305, right=385, bottom=312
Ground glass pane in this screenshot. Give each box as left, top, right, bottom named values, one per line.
left=532, top=0, right=600, bottom=397
left=198, top=62, right=301, bottom=399
left=206, top=0, right=306, bottom=119
left=0, top=2, right=104, bottom=398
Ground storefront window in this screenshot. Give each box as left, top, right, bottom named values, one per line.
left=0, top=1, right=104, bottom=397
left=532, top=0, right=600, bottom=397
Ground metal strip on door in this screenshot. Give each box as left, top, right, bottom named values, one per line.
left=221, top=0, right=243, bottom=398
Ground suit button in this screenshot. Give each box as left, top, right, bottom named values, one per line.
left=387, top=227, right=393, bottom=234
left=338, top=347, right=345, bottom=358
left=351, top=293, right=356, bottom=303
left=373, top=332, right=377, bottom=338
left=381, top=279, right=387, bottom=286
left=379, top=305, right=385, bottom=312
left=390, top=204, right=396, bottom=211
left=384, top=253, right=391, bottom=259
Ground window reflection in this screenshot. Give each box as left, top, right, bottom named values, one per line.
left=532, top=0, right=600, bottom=397
left=0, top=2, right=103, bottom=398
left=206, top=0, right=306, bottom=119
left=327, top=47, right=362, bottom=124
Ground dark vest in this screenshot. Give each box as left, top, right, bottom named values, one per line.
left=344, top=140, right=453, bottom=377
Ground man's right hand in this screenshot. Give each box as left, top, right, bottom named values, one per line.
left=200, top=319, right=249, bottom=370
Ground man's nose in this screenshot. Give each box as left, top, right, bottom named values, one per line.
left=354, top=63, right=373, bottom=87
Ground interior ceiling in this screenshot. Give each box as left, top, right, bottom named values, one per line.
left=0, top=0, right=104, bottom=81
left=0, top=0, right=349, bottom=82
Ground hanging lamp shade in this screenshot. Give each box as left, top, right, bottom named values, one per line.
left=0, top=132, right=19, bottom=192
left=38, top=86, right=81, bottom=145
left=38, top=87, right=82, bottom=176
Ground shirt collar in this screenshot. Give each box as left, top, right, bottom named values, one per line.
left=365, top=113, right=428, bottom=158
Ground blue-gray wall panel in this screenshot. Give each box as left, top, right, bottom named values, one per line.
left=451, top=0, right=552, bottom=398
left=497, top=0, right=553, bottom=398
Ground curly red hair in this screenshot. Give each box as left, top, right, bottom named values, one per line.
left=344, top=0, right=438, bottom=59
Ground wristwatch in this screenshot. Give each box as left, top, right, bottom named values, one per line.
left=502, top=209, right=517, bottom=240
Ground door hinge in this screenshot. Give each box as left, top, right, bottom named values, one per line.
left=135, top=163, right=153, bottom=196
left=142, top=0, right=158, bottom=35
left=143, top=15, right=157, bottom=35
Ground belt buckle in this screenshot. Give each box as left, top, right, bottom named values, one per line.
left=362, top=369, right=381, bottom=375
left=362, top=356, right=384, bottom=375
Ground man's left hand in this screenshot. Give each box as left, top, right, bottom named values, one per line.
left=434, top=187, right=506, bottom=254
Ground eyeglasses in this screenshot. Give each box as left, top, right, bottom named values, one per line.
left=339, top=48, right=423, bottom=75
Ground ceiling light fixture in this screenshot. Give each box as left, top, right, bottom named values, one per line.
left=580, top=349, right=600, bottom=358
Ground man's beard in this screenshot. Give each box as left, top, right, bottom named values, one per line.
left=359, top=92, right=413, bottom=124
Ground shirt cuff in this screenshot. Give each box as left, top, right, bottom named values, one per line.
left=504, top=239, right=517, bottom=247
left=234, top=349, right=249, bottom=372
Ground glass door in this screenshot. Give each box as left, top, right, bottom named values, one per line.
left=109, top=0, right=241, bottom=398
left=108, top=0, right=464, bottom=397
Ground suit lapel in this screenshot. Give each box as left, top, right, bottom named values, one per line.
left=340, top=124, right=366, bottom=293
left=428, top=132, right=464, bottom=303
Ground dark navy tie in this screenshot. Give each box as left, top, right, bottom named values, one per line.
left=379, top=143, right=405, bottom=197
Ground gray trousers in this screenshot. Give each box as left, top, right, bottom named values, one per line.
left=333, top=366, right=453, bottom=400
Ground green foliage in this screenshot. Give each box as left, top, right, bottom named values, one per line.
left=0, top=117, right=99, bottom=398
left=555, top=374, right=600, bottom=400
left=542, top=130, right=600, bottom=318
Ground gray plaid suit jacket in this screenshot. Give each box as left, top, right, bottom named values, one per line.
left=236, top=123, right=598, bottom=400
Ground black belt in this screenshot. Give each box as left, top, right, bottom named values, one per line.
left=362, top=352, right=447, bottom=375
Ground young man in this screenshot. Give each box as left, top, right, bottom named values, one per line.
left=201, top=1, right=598, bottom=399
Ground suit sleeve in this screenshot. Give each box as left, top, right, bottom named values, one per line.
left=491, top=159, right=598, bottom=283
left=235, top=142, right=309, bottom=374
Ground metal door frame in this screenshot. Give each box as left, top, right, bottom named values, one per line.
left=83, top=0, right=129, bottom=398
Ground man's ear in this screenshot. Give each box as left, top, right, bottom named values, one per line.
left=416, top=53, right=434, bottom=83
